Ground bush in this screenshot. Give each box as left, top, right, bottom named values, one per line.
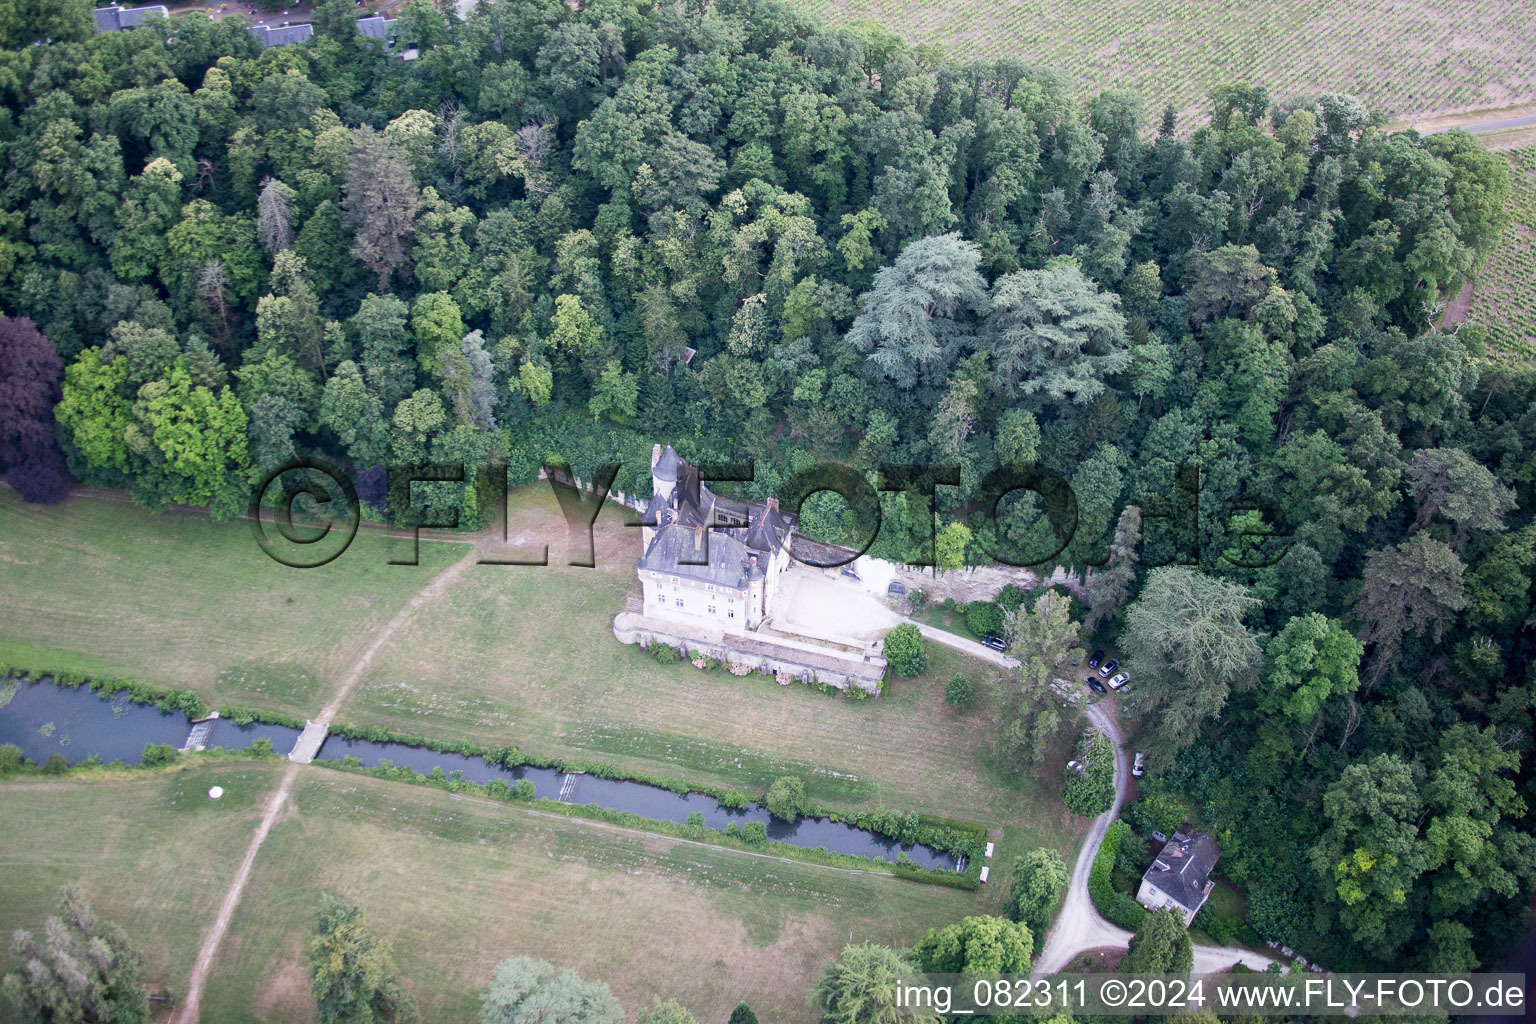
left=728, top=1003, right=758, bottom=1024
left=1192, top=902, right=1240, bottom=945
left=883, top=624, right=928, bottom=677
left=685, top=811, right=706, bottom=828
left=765, top=776, right=806, bottom=821
left=649, top=643, right=677, bottom=665
left=140, top=743, right=178, bottom=767
left=740, top=821, right=768, bottom=843
left=248, top=737, right=275, bottom=757
left=511, top=779, right=536, bottom=800
left=945, top=674, right=976, bottom=707
left=1089, top=821, right=1147, bottom=930
left=42, top=753, right=69, bottom=774
left=965, top=601, right=1005, bottom=639
left=1063, top=733, right=1116, bottom=816
left=0, top=743, right=25, bottom=774
left=997, top=583, right=1025, bottom=610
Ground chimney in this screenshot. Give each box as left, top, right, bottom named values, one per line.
left=651, top=443, right=662, bottom=468
left=766, top=496, right=778, bottom=512
left=693, top=524, right=703, bottom=551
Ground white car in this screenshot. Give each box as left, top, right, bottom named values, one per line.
left=1132, top=752, right=1146, bottom=778
left=1108, top=671, right=1129, bottom=690
left=1066, top=759, right=1086, bottom=775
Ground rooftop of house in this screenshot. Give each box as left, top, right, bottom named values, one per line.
left=92, top=5, right=168, bottom=31
left=638, top=446, right=796, bottom=587
left=250, top=22, right=313, bottom=47
left=1142, top=829, right=1221, bottom=912
left=356, top=15, right=395, bottom=39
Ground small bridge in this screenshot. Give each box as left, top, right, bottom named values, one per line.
left=181, top=713, right=219, bottom=752
left=558, top=772, right=582, bottom=802
left=288, top=721, right=328, bottom=764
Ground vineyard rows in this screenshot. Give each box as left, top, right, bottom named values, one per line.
left=805, top=0, right=1536, bottom=119
left=1469, top=148, right=1536, bottom=361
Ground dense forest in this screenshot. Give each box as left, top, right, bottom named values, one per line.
left=0, top=0, right=1534, bottom=979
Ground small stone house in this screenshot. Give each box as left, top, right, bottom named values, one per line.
left=1136, top=829, right=1221, bottom=925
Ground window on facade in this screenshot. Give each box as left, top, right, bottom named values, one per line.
left=707, top=606, right=716, bottom=615
left=675, top=598, right=683, bottom=607
left=728, top=610, right=735, bottom=618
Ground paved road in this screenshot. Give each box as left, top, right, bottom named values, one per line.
left=908, top=620, right=1019, bottom=668
left=1424, top=114, right=1536, bottom=136
left=1032, top=699, right=1277, bottom=975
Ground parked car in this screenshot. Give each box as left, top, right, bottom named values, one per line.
left=1088, top=649, right=1105, bottom=669
left=1151, top=829, right=1167, bottom=843
left=886, top=580, right=907, bottom=595
left=1108, top=672, right=1129, bottom=690
left=1085, top=677, right=1107, bottom=693
left=1132, top=752, right=1146, bottom=778
left=981, top=635, right=1008, bottom=652
left=840, top=568, right=861, bottom=581
left=1099, top=658, right=1120, bottom=677
left=1066, top=759, right=1085, bottom=775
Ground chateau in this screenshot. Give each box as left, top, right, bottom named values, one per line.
left=613, top=445, right=888, bottom=693
left=636, top=445, right=795, bottom=633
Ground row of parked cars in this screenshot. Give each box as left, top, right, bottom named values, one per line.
left=1085, top=648, right=1129, bottom=692
left=976, top=636, right=1131, bottom=692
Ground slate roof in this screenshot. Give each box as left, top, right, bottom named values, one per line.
left=1142, top=829, right=1221, bottom=912
left=92, top=5, right=168, bottom=31
left=356, top=15, right=395, bottom=39
left=639, top=524, right=759, bottom=589
left=250, top=22, right=313, bottom=46
left=638, top=446, right=796, bottom=587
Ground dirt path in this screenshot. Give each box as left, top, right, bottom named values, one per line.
left=1032, top=700, right=1276, bottom=975
left=1393, top=103, right=1536, bottom=151
left=1034, top=701, right=1132, bottom=974
left=172, top=544, right=481, bottom=1022
left=174, top=763, right=299, bottom=1024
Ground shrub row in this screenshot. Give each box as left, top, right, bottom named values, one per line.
left=0, top=739, right=282, bottom=778
left=0, top=667, right=210, bottom=719
left=314, top=755, right=974, bottom=887
left=325, top=720, right=759, bottom=808
left=1089, top=820, right=1147, bottom=930
left=219, top=705, right=308, bottom=729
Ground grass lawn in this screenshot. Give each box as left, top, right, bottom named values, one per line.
left=0, top=490, right=467, bottom=719
left=340, top=486, right=1081, bottom=856
left=202, top=769, right=984, bottom=1024
left=0, top=759, right=288, bottom=1023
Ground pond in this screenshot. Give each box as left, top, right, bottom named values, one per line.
left=0, top=678, right=964, bottom=871
left=0, top=678, right=301, bottom=765
left=316, top=734, right=962, bottom=870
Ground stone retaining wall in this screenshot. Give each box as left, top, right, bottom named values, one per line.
left=613, top=612, right=885, bottom=695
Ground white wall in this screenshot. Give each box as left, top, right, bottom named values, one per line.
left=642, top=571, right=748, bottom=633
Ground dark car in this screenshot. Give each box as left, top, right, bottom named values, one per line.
left=1085, top=677, right=1106, bottom=693
left=1088, top=649, right=1105, bottom=669
left=981, top=635, right=1008, bottom=652
left=1099, top=658, right=1120, bottom=677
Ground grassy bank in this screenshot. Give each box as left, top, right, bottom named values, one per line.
left=0, top=490, right=467, bottom=719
